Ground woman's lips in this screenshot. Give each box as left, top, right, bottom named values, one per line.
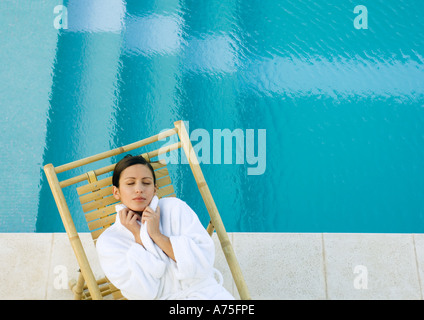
left=133, top=197, right=146, bottom=201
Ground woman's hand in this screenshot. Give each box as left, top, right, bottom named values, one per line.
left=141, top=205, right=161, bottom=239
left=142, top=204, right=176, bottom=261
left=119, top=208, right=143, bottom=246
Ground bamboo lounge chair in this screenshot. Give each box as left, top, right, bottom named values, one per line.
left=43, top=120, right=251, bottom=300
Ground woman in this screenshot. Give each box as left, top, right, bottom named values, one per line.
left=96, top=154, right=234, bottom=300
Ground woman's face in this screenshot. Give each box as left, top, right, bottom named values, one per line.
left=113, top=164, right=157, bottom=213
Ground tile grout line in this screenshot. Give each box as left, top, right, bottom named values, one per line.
left=412, top=234, right=423, bottom=300
left=230, top=233, right=236, bottom=298
left=321, top=233, right=329, bottom=300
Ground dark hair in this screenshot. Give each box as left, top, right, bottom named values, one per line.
left=112, top=154, right=156, bottom=187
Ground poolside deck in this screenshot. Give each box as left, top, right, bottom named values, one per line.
left=1, top=232, right=423, bottom=299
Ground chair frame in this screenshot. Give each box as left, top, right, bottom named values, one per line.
left=43, top=120, right=250, bottom=300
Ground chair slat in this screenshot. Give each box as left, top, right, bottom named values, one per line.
left=79, top=186, right=113, bottom=204
left=77, top=176, right=112, bottom=195
left=88, top=215, right=116, bottom=231
left=155, top=167, right=169, bottom=179
left=151, top=160, right=167, bottom=170
left=108, top=283, right=125, bottom=300
left=157, top=185, right=175, bottom=198
left=85, top=204, right=118, bottom=223
left=92, top=227, right=107, bottom=240
left=82, top=195, right=119, bottom=213
left=156, top=176, right=171, bottom=188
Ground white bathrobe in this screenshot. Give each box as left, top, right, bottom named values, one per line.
left=96, top=196, right=234, bottom=300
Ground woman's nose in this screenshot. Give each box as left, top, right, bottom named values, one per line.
left=135, top=183, right=143, bottom=193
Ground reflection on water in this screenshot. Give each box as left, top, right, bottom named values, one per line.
left=0, top=0, right=423, bottom=232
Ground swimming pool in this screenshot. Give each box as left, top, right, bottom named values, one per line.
left=1, top=0, right=423, bottom=232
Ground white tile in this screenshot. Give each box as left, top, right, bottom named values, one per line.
left=233, top=233, right=326, bottom=299
left=0, top=233, right=53, bottom=299
left=324, top=233, right=421, bottom=299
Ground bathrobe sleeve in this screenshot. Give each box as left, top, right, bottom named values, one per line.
left=96, top=230, right=167, bottom=300
left=167, top=199, right=216, bottom=281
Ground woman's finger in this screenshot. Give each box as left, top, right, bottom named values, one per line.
left=119, top=208, right=128, bottom=223
left=141, top=211, right=151, bottom=224
left=129, top=210, right=142, bottom=223
left=125, top=210, right=134, bottom=223
left=145, top=206, right=159, bottom=217
left=144, top=206, right=154, bottom=215
left=130, top=213, right=139, bottom=223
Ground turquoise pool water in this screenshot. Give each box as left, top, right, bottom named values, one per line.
left=1, top=0, right=423, bottom=232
